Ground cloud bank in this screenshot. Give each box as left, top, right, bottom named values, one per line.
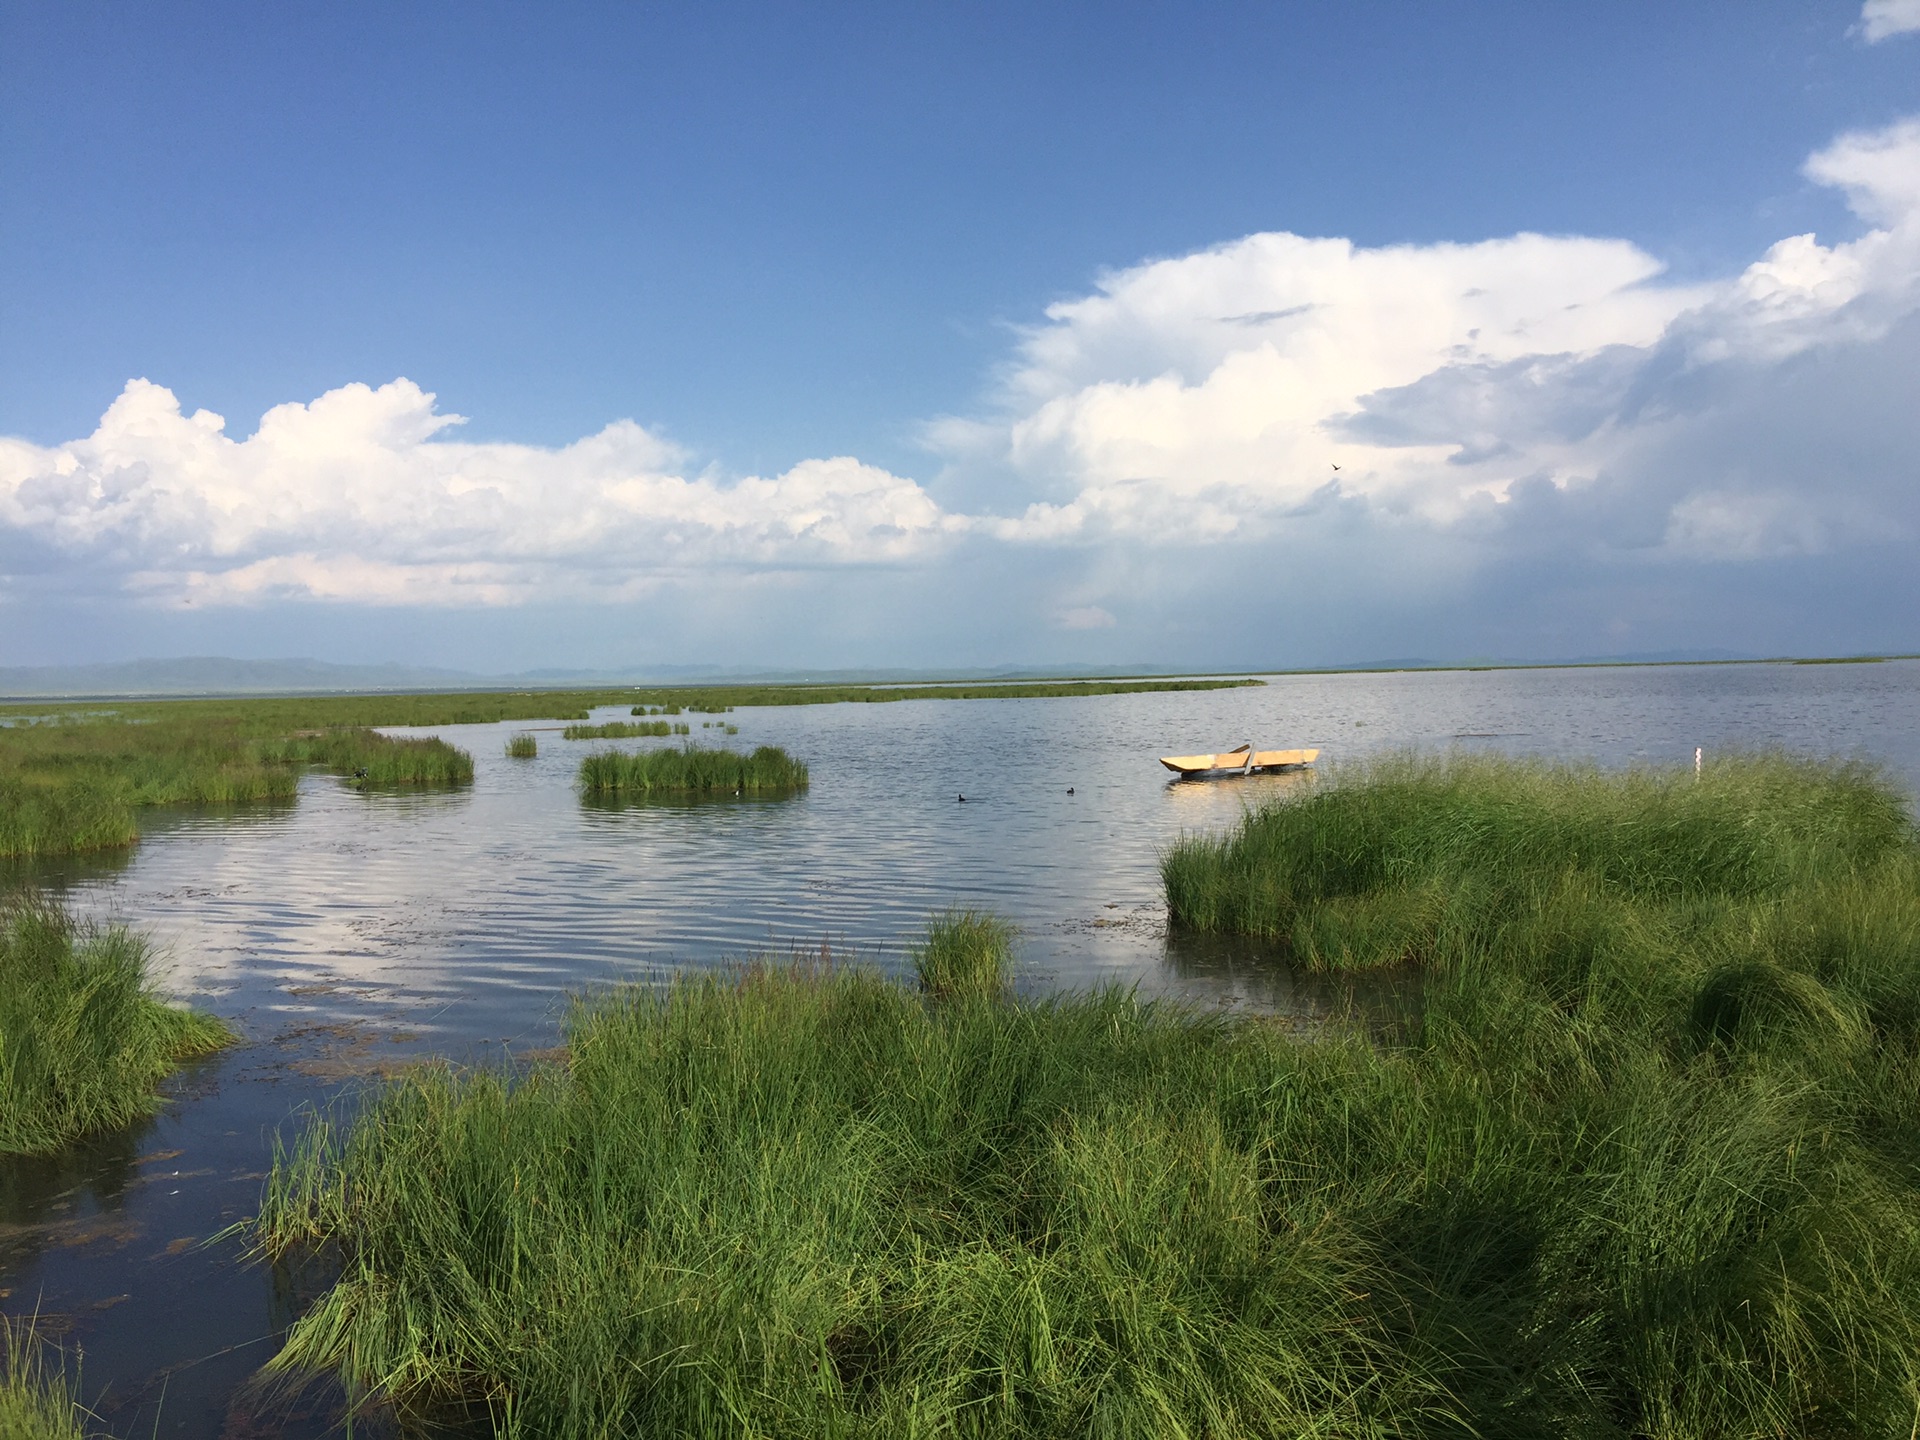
left=1860, top=0, right=1920, bottom=43
left=7, top=117, right=1920, bottom=663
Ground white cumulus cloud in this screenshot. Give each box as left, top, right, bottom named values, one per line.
left=0, top=378, right=966, bottom=606
left=1859, top=0, right=1920, bottom=42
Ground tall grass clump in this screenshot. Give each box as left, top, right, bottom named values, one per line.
left=0, top=896, right=231, bottom=1155
left=505, top=733, right=538, bottom=759
left=258, top=729, right=475, bottom=788
left=911, top=908, right=1014, bottom=998
left=563, top=721, right=671, bottom=740
left=578, top=745, right=807, bottom=796
left=0, top=1320, right=89, bottom=1440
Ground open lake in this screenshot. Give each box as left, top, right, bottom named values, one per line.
left=7, top=659, right=1920, bottom=1436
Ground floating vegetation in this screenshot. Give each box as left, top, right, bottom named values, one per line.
left=256, top=759, right=1920, bottom=1434
left=0, top=896, right=231, bottom=1156
left=564, top=721, right=675, bottom=740
left=505, top=733, right=538, bottom=759
left=577, top=745, right=807, bottom=796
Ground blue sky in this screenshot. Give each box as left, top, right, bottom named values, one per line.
left=3, top=2, right=1919, bottom=672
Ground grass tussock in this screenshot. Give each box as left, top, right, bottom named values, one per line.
left=255, top=729, right=474, bottom=788
left=0, top=896, right=231, bottom=1156
left=563, top=721, right=686, bottom=740
left=259, top=755, right=1920, bottom=1436
left=0, top=1320, right=89, bottom=1440
left=578, top=745, right=807, bottom=797
left=505, top=733, right=538, bottom=759
left=911, top=909, right=1014, bottom=999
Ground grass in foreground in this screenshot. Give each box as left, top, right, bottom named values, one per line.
left=0, top=1320, right=89, bottom=1440
left=578, top=745, right=807, bottom=796
left=0, top=897, right=232, bottom=1156
left=257, top=762, right=1920, bottom=1437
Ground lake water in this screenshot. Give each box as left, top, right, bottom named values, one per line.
left=7, top=659, right=1920, bottom=1436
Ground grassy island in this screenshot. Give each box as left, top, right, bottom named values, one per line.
left=578, top=745, right=808, bottom=797
left=0, top=897, right=231, bottom=1156
left=562, top=720, right=687, bottom=740
left=259, top=760, right=1920, bottom=1436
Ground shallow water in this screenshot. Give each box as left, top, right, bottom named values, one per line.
left=6, top=659, right=1920, bottom=1435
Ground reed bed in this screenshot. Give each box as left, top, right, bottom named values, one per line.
left=0, top=896, right=231, bottom=1156
left=563, top=721, right=686, bottom=740
left=258, top=759, right=1920, bottom=1436
left=577, top=745, right=807, bottom=796
left=505, top=733, right=538, bottom=759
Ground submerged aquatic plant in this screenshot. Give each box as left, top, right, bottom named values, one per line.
left=0, top=896, right=231, bottom=1155
left=577, top=745, right=807, bottom=796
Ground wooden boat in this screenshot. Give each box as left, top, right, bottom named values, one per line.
left=1159, top=744, right=1319, bottom=777
left=1249, top=748, right=1318, bottom=771
left=1159, top=744, right=1252, bottom=776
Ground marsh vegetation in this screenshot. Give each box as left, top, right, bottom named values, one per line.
left=0, top=896, right=231, bottom=1156
left=577, top=745, right=808, bottom=797
left=563, top=721, right=688, bottom=740
left=253, top=757, right=1920, bottom=1436
left=0, top=1320, right=88, bottom=1440
left=505, top=733, right=538, bottom=759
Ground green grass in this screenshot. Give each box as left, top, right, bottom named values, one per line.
left=0, top=896, right=232, bottom=1156
left=578, top=745, right=808, bottom=796
left=911, top=909, right=1014, bottom=999
left=506, top=733, right=538, bottom=759
left=1162, top=751, right=1909, bottom=946
left=256, top=758, right=1920, bottom=1436
left=254, top=729, right=474, bottom=788
left=0, top=711, right=475, bottom=856
left=563, top=721, right=686, bottom=740
left=0, top=1320, right=89, bottom=1440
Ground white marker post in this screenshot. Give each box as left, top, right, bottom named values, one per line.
left=1695, top=746, right=1702, bottom=779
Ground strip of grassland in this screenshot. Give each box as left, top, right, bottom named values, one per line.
left=258, top=767, right=1920, bottom=1436
left=0, top=896, right=231, bottom=1156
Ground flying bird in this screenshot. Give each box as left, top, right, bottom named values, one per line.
left=1331, top=463, right=1342, bottom=471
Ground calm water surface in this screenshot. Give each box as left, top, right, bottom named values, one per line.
left=7, top=660, right=1920, bottom=1435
